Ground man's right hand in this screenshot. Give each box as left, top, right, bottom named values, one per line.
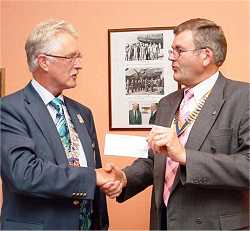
left=95, top=163, right=127, bottom=198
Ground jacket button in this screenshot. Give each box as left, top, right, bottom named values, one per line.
left=195, top=218, right=202, bottom=224
left=211, top=146, right=216, bottom=153
left=73, top=200, right=80, bottom=206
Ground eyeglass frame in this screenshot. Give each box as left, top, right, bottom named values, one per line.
left=43, top=52, right=82, bottom=63
left=168, top=47, right=207, bottom=59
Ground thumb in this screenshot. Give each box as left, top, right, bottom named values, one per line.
left=103, top=162, right=114, bottom=173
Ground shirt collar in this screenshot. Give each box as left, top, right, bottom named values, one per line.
left=31, top=79, right=64, bottom=105
left=190, top=71, right=219, bottom=101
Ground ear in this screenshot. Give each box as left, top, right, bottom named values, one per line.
left=202, top=48, right=213, bottom=66
left=37, top=54, right=49, bottom=71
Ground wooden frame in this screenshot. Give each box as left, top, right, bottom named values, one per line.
left=0, top=68, right=5, bottom=97
left=108, top=27, right=178, bottom=130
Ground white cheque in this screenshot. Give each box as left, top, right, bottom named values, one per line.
left=104, top=133, right=148, bottom=158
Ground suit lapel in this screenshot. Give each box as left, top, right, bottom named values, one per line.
left=23, top=83, right=68, bottom=165
left=171, top=74, right=226, bottom=193
left=65, top=99, right=95, bottom=168
left=154, top=90, right=183, bottom=209
left=185, top=74, right=226, bottom=150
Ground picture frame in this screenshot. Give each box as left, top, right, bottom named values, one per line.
left=0, top=68, right=5, bottom=97
left=108, top=27, right=178, bottom=130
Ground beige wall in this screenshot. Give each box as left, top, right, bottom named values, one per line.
left=1, top=0, right=249, bottom=229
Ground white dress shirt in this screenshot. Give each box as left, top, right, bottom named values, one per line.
left=31, top=79, right=88, bottom=167
left=178, top=71, right=219, bottom=139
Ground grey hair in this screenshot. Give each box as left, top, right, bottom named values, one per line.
left=174, top=18, right=227, bottom=66
left=25, top=19, right=79, bottom=72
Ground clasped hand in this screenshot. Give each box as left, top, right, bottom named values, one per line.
left=96, top=163, right=127, bottom=199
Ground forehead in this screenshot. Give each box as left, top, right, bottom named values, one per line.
left=172, top=30, right=194, bottom=48
left=50, top=32, right=79, bottom=54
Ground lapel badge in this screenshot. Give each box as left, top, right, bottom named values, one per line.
left=77, top=114, right=85, bottom=123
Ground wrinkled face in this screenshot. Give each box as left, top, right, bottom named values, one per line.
left=169, top=30, right=205, bottom=87
left=40, top=32, right=82, bottom=95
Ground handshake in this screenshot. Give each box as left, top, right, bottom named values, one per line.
left=95, top=164, right=127, bottom=199
left=94, top=126, right=183, bottom=199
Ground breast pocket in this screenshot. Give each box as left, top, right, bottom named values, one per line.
left=209, top=128, right=233, bottom=154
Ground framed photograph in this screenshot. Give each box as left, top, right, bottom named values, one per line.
left=108, top=27, right=178, bottom=130
left=0, top=68, right=5, bottom=97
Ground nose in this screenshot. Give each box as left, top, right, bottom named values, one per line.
left=73, top=57, right=82, bottom=69
left=168, top=52, right=176, bottom=61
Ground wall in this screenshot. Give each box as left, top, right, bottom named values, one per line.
left=1, top=0, right=249, bottom=229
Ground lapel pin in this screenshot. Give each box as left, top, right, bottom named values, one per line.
left=77, top=114, right=85, bottom=123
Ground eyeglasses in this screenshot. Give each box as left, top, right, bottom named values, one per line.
left=44, top=52, right=82, bottom=63
left=168, top=47, right=206, bottom=59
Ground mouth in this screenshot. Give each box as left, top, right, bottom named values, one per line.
left=172, top=65, right=178, bottom=72
left=71, top=73, right=78, bottom=79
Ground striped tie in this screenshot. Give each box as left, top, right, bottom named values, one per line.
left=50, top=98, right=71, bottom=152
left=50, top=97, right=92, bottom=230
left=163, top=88, right=194, bottom=206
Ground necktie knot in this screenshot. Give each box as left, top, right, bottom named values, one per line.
left=183, top=88, right=194, bottom=101
left=50, top=98, right=64, bottom=114
left=180, top=88, right=194, bottom=110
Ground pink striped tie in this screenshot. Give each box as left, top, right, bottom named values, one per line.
left=163, top=88, right=194, bottom=206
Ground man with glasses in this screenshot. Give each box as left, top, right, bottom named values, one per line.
left=102, top=18, right=249, bottom=230
left=0, top=19, right=121, bottom=230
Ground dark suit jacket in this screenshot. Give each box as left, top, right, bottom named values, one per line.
left=129, top=110, right=142, bottom=125
left=117, top=73, right=250, bottom=230
left=149, top=111, right=157, bottom=124
left=0, top=82, right=108, bottom=230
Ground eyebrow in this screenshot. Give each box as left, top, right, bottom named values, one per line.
left=172, top=45, right=185, bottom=49
left=65, top=51, right=81, bottom=57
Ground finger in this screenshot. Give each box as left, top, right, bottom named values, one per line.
left=107, top=183, right=123, bottom=198
left=104, top=185, right=122, bottom=197
left=155, top=139, right=169, bottom=147
left=110, top=166, right=123, bottom=181
left=109, top=190, right=122, bottom=199
left=149, top=142, right=161, bottom=154
left=148, top=126, right=162, bottom=140
left=152, top=133, right=167, bottom=142
left=148, top=134, right=166, bottom=150
left=104, top=180, right=121, bottom=193
left=103, top=162, right=114, bottom=172
left=146, top=131, right=154, bottom=143
left=100, top=181, right=116, bottom=190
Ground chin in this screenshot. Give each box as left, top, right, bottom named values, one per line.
left=173, top=72, right=186, bottom=84
left=173, top=73, right=181, bottom=82
left=67, top=79, right=77, bottom=88
left=70, top=83, right=77, bottom=89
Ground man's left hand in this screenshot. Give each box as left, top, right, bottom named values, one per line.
left=147, top=126, right=186, bottom=165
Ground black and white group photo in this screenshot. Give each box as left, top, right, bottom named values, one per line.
left=125, top=67, right=164, bottom=95
left=124, top=33, right=164, bottom=61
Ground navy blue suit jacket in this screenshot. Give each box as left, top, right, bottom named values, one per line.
left=0, top=82, right=108, bottom=230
